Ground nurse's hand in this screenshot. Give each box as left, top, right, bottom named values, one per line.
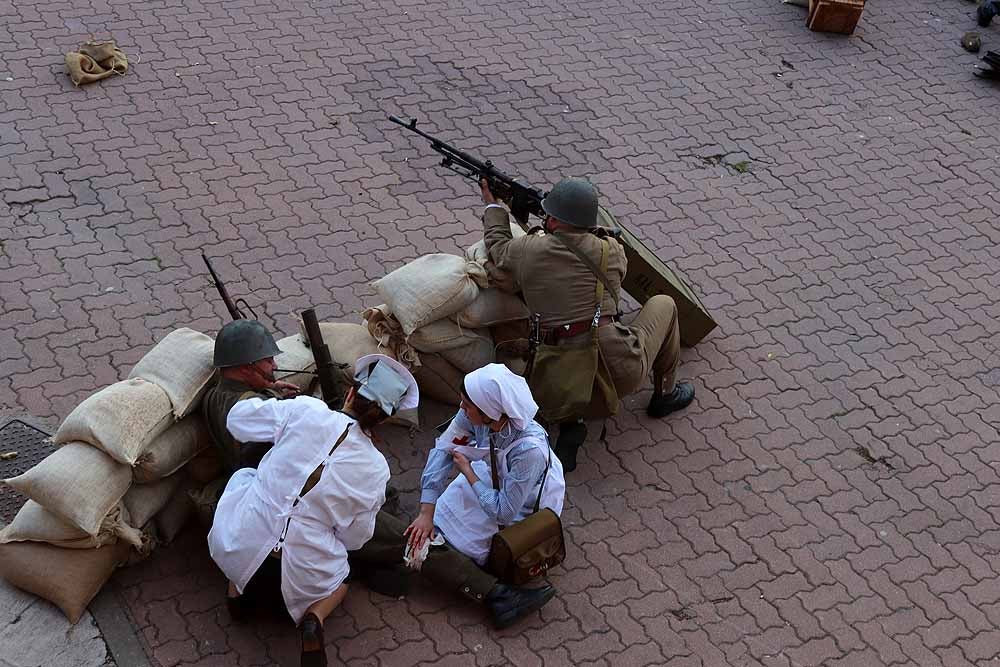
left=451, top=451, right=473, bottom=475
left=405, top=506, right=435, bottom=550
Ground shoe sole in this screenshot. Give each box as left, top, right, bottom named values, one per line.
left=493, top=587, right=557, bottom=630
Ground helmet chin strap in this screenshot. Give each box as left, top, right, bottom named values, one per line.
left=249, top=360, right=275, bottom=386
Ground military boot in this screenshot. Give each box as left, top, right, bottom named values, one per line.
left=485, top=583, right=556, bottom=629
left=554, top=421, right=587, bottom=473
left=646, top=382, right=696, bottom=418
left=299, top=612, right=327, bottom=667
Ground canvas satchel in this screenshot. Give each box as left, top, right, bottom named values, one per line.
left=526, top=238, right=619, bottom=423
left=485, top=438, right=565, bottom=585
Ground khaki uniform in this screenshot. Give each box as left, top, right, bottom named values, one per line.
left=349, top=510, right=497, bottom=601
left=484, top=206, right=680, bottom=401
left=201, top=377, right=280, bottom=474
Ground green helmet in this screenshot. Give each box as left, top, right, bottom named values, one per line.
left=213, top=320, right=281, bottom=368
left=540, top=178, right=599, bottom=229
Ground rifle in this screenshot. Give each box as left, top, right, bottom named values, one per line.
left=389, top=115, right=548, bottom=228
left=202, top=253, right=257, bottom=321
left=299, top=308, right=346, bottom=411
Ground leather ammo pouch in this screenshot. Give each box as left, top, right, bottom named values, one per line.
left=485, top=439, right=566, bottom=585
left=526, top=238, right=619, bottom=423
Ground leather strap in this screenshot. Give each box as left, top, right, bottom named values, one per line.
left=552, top=233, right=620, bottom=305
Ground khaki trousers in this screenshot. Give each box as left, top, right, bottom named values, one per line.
left=349, top=511, right=497, bottom=602
left=599, top=294, right=680, bottom=398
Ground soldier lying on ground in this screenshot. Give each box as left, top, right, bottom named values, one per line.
left=349, top=363, right=565, bottom=629
left=479, top=177, right=696, bottom=471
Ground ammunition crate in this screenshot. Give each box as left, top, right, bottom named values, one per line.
left=808, top=0, right=865, bottom=34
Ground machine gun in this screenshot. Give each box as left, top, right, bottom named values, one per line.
left=388, top=113, right=718, bottom=347
left=202, top=253, right=258, bottom=321
left=389, top=115, right=550, bottom=228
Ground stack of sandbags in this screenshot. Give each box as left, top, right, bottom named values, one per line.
left=0, top=328, right=215, bottom=623
left=366, top=249, right=532, bottom=404
left=273, top=321, right=419, bottom=428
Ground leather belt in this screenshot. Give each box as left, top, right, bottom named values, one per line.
left=541, top=315, right=617, bottom=343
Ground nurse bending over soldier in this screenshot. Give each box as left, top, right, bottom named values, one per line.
left=208, top=354, right=419, bottom=667
left=350, top=363, right=566, bottom=629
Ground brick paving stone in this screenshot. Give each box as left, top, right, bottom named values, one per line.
left=5, top=0, right=1000, bottom=664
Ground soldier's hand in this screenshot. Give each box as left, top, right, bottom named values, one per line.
left=270, top=380, right=301, bottom=398
left=479, top=178, right=497, bottom=205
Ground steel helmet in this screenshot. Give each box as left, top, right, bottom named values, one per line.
left=213, top=320, right=281, bottom=368
left=540, top=178, right=599, bottom=229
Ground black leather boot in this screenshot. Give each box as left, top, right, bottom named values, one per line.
left=554, top=421, right=587, bottom=473
left=299, top=612, right=327, bottom=667
left=485, top=583, right=556, bottom=629
left=646, top=382, right=695, bottom=418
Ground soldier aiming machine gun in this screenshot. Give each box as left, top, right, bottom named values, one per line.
left=388, top=114, right=718, bottom=347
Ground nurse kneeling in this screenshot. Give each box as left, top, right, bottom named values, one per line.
left=208, top=354, right=418, bottom=667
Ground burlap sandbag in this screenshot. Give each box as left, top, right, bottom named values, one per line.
left=123, top=474, right=182, bottom=528
left=64, top=52, right=116, bottom=86
left=0, top=539, right=130, bottom=623
left=0, top=500, right=140, bottom=549
left=453, top=289, right=530, bottom=328
left=362, top=305, right=420, bottom=368
left=65, top=40, right=128, bottom=87
left=373, top=254, right=487, bottom=335
left=413, top=353, right=465, bottom=405
left=133, top=415, right=209, bottom=483
left=155, top=478, right=196, bottom=544
left=465, top=223, right=526, bottom=264
left=190, top=477, right=228, bottom=529
left=4, top=442, right=133, bottom=536
left=409, top=318, right=489, bottom=354
left=438, top=330, right=495, bottom=373
left=128, top=328, right=216, bottom=418
left=54, top=378, right=174, bottom=465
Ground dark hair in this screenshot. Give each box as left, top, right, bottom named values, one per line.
left=349, top=381, right=389, bottom=434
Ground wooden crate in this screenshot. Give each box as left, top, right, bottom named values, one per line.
left=808, top=0, right=865, bottom=34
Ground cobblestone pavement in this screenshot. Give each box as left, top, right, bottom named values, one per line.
left=3, top=0, right=1000, bottom=664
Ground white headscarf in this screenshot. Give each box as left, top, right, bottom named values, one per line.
left=354, top=354, right=419, bottom=415
left=463, top=364, right=539, bottom=431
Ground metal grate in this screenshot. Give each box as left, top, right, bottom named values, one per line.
left=0, top=419, right=55, bottom=524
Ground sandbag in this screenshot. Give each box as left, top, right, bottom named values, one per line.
left=155, top=478, right=197, bottom=544
left=4, top=442, right=133, bottom=536
left=123, top=474, right=182, bottom=528
left=0, top=539, right=130, bottom=623
left=373, top=254, right=487, bottom=335
left=0, top=500, right=137, bottom=549
left=453, top=289, right=530, bottom=328
left=133, top=415, right=209, bottom=483
left=128, top=328, right=216, bottom=418
left=465, top=223, right=526, bottom=264
left=438, top=330, right=495, bottom=374
left=363, top=305, right=420, bottom=368
left=413, top=354, right=465, bottom=405
left=53, top=378, right=174, bottom=465
left=409, top=318, right=489, bottom=353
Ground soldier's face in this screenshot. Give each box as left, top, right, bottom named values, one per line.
left=250, top=357, right=277, bottom=385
